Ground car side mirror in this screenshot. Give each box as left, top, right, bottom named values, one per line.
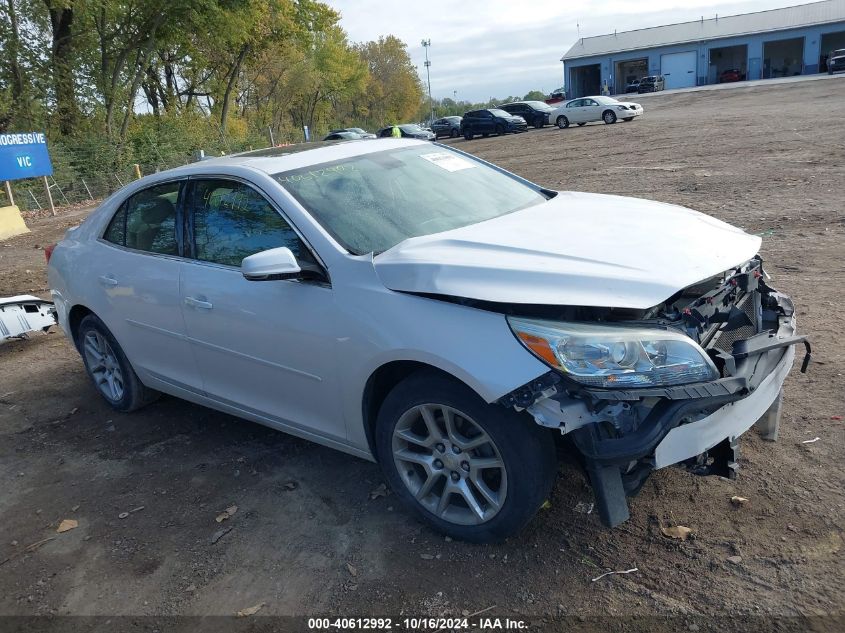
left=241, top=247, right=302, bottom=281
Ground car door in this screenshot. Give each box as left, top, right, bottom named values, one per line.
left=94, top=179, right=204, bottom=392
left=179, top=177, right=345, bottom=440
left=581, top=98, right=601, bottom=122
left=565, top=99, right=584, bottom=122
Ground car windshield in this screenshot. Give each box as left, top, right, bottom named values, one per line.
left=399, top=124, right=424, bottom=133
left=348, top=128, right=367, bottom=134
left=525, top=101, right=553, bottom=111
left=489, top=109, right=511, bottom=117
left=594, top=96, right=619, bottom=105
left=833, top=49, right=845, bottom=56
left=274, top=145, right=546, bottom=255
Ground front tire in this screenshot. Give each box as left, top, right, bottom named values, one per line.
left=463, top=131, right=473, bottom=140
left=534, top=116, right=544, bottom=129
left=556, top=115, right=569, bottom=129
left=623, top=117, right=634, bottom=122
left=495, top=124, right=505, bottom=136
left=77, top=314, right=159, bottom=412
left=577, top=122, right=586, bottom=126
left=374, top=370, right=556, bottom=543
left=603, top=110, right=617, bottom=124
left=450, top=129, right=459, bottom=138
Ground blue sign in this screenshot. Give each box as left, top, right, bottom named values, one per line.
left=0, top=132, right=54, bottom=182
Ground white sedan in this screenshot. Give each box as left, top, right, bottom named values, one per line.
left=47, top=139, right=806, bottom=542
left=551, top=96, right=643, bottom=128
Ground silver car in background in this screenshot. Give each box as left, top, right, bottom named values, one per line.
left=551, top=96, right=643, bottom=127
left=48, top=139, right=808, bottom=542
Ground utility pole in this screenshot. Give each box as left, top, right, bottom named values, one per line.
left=422, top=39, right=433, bottom=124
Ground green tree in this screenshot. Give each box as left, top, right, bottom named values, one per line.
left=355, top=35, right=423, bottom=125
left=522, top=89, right=546, bottom=101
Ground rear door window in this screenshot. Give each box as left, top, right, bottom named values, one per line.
left=104, top=181, right=182, bottom=255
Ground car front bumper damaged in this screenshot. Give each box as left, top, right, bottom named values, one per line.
left=514, top=273, right=810, bottom=528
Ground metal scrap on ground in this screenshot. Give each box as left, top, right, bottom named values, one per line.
left=591, top=567, right=639, bottom=582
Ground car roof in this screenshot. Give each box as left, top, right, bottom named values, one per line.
left=148, top=139, right=429, bottom=177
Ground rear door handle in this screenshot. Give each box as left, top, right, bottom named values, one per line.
left=99, top=275, right=118, bottom=287
left=184, top=296, right=213, bottom=310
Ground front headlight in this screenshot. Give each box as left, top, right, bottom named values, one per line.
left=507, top=318, right=718, bottom=388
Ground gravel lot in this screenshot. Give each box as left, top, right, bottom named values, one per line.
left=1, top=77, right=843, bottom=630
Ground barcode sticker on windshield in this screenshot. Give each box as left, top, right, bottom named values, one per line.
left=420, top=152, right=476, bottom=172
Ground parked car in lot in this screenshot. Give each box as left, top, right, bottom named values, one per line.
left=328, top=127, right=376, bottom=139
left=498, top=101, right=554, bottom=128
left=431, top=116, right=462, bottom=138
left=48, top=139, right=809, bottom=543
left=625, top=79, right=641, bottom=93
left=827, top=49, right=845, bottom=74
left=637, top=75, right=665, bottom=93
left=551, top=96, right=643, bottom=127
left=323, top=131, right=365, bottom=141
left=460, top=109, right=527, bottom=140
left=719, top=68, right=744, bottom=83
left=544, top=88, right=567, bottom=105
left=376, top=124, right=436, bottom=140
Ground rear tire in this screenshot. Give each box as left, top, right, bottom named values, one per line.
left=463, top=131, right=473, bottom=140
left=556, top=115, right=569, bottom=129
left=374, top=370, right=556, bottom=543
left=603, top=110, right=617, bottom=124
left=77, top=314, right=159, bottom=412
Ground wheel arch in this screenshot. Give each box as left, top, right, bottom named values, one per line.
left=361, top=360, right=482, bottom=459
left=67, top=304, right=95, bottom=351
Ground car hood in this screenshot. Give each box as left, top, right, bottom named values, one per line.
left=373, top=191, right=761, bottom=310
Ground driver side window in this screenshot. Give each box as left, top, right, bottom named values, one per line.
left=188, top=179, right=313, bottom=268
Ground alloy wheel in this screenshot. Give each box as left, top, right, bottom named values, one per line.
left=392, top=404, right=507, bottom=526
left=83, top=330, right=125, bottom=402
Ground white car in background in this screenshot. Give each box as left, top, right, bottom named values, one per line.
left=551, top=96, right=643, bottom=128
left=47, top=139, right=808, bottom=543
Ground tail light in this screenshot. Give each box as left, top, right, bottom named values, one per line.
left=44, top=243, right=56, bottom=263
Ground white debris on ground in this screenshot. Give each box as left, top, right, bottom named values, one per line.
left=0, top=295, right=56, bottom=342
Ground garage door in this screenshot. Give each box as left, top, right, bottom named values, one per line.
left=661, top=51, right=697, bottom=89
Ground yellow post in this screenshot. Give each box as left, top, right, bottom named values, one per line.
left=133, top=163, right=142, bottom=179
left=3, top=181, right=13, bottom=206
left=0, top=204, right=29, bottom=240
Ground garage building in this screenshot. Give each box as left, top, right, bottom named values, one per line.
left=561, top=0, right=845, bottom=97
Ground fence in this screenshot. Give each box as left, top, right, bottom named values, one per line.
left=3, top=132, right=271, bottom=213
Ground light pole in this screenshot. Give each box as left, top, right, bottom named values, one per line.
left=421, top=39, right=433, bottom=124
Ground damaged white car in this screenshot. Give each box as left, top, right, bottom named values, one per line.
left=47, top=139, right=809, bottom=542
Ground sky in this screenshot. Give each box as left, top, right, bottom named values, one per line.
left=326, top=0, right=820, bottom=101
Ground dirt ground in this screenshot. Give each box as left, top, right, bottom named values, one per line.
left=1, top=78, right=843, bottom=631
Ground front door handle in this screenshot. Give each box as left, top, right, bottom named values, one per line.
left=99, top=275, right=118, bottom=287
left=184, top=296, right=213, bottom=310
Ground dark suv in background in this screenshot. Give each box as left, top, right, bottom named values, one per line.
left=498, top=101, right=554, bottom=128
left=638, top=75, right=665, bottom=93
left=460, top=109, right=527, bottom=140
